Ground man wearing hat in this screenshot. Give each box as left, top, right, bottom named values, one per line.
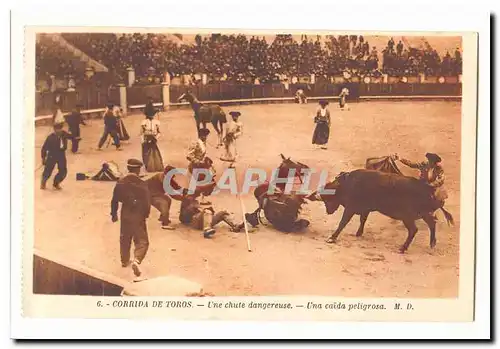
left=40, top=123, right=73, bottom=190
left=312, top=100, right=331, bottom=150
left=51, top=92, right=64, bottom=125
left=339, top=87, right=349, bottom=111
left=187, top=128, right=215, bottom=204
left=295, top=89, right=307, bottom=104
left=110, top=158, right=151, bottom=277
left=394, top=153, right=447, bottom=202
left=65, top=103, right=86, bottom=153
left=220, top=111, right=243, bottom=162
left=97, top=103, right=121, bottom=151
left=140, top=104, right=164, bottom=172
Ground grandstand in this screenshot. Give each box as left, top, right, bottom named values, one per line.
left=36, top=33, right=463, bottom=91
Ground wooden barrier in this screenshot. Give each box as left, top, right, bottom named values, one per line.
left=32, top=249, right=203, bottom=296
left=34, top=94, right=462, bottom=125
left=36, top=81, right=463, bottom=117
left=33, top=250, right=126, bottom=296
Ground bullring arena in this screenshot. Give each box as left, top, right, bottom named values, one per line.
left=34, top=99, right=461, bottom=297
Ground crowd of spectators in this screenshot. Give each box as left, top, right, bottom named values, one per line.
left=37, top=33, right=463, bottom=85
left=36, top=40, right=77, bottom=83
left=381, top=38, right=462, bottom=77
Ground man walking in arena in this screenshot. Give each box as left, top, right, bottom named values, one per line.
left=97, top=103, right=121, bottom=151
left=40, top=123, right=73, bottom=190
left=110, top=159, right=151, bottom=277
left=65, top=103, right=86, bottom=153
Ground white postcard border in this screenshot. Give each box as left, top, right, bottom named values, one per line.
left=10, top=1, right=491, bottom=340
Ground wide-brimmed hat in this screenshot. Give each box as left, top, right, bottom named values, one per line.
left=319, top=99, right=329, bottom=106
left=425, top=153, right=442, bottom=163
left=229, top=111, right=241, bottom=118
left=127, top=158, right=143, bottom=168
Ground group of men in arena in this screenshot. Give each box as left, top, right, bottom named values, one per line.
left=41, top=97, right=247, bottom=278
left=40, top=95, right=446, bottom=279
left=109, top=120, right=245, bottom=277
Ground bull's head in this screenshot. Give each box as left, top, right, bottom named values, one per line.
left=306, top=174, right=346, bottom=214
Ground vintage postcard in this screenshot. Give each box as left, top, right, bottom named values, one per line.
left=12, top=8, right=484, bottom=337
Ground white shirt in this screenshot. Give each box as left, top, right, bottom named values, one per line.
left=187, top=139, right=206, bottom=163
left=141, top=119, right=161, bottom=137
left=226, top=121, right=243, bottom=139
left=112, top=106, right=122, bottom=117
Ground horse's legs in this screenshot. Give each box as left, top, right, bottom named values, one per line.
left=195, top=117, right=201, bottom=135
left=355, top=211, right=370, bottom=237
left=219, top=121, right=224, bottom=147
left=211, top=119, right=223, bottom=147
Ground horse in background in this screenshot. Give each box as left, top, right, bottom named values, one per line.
left=177, top=91, right=227, bottom=147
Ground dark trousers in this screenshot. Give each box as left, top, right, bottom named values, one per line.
left=42, top=155, right=67, bottom=186
left=98, top=128, right=120, bottom=149
left=151, top=195, right=172, bottom=225
left=69, top=126, right=80, bottom=153
left=120, top=219, right=149, bottom=265
left=71, top=139, right=80, bottom=153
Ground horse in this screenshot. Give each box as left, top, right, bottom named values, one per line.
left=177, top=91, right=227, bottom=147
left=245, top=154, right=311, bottom=232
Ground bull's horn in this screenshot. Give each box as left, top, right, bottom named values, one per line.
left=280, top=153, right=286, bottom=160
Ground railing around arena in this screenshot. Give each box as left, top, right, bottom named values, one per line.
left=35, top=81, right=462, bottom=123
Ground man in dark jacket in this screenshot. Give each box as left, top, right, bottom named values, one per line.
left=40, top=123, right=73, bottom=190
left=110, top=159, right=151, bottom=277
left=65, top=103, right=86, bottom=153
left=97, top=103, right=121, bottom=151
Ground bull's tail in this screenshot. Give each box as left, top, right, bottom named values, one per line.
left=440, top=207, right=455, bottom=226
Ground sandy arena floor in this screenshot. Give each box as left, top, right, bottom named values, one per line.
left=34, top=101, right=461, bottom=297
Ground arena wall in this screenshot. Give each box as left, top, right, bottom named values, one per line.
left=34, top=81, right=462, bottom=124
left=32, top=250, right=204, bottom=297
left=33, top=250, right=126, bottom=296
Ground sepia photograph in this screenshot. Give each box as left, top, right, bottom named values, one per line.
left=8, top=2, right=484, bottom=329
left=30, top=30, right=469, bottom=298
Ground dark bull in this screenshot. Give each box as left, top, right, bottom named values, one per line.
left=307, top=169, right=455, bottom=253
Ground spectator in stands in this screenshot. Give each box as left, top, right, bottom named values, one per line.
left=396, top=40, right=404, bottom=56
left=388, top=37, right=395, bottom=50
